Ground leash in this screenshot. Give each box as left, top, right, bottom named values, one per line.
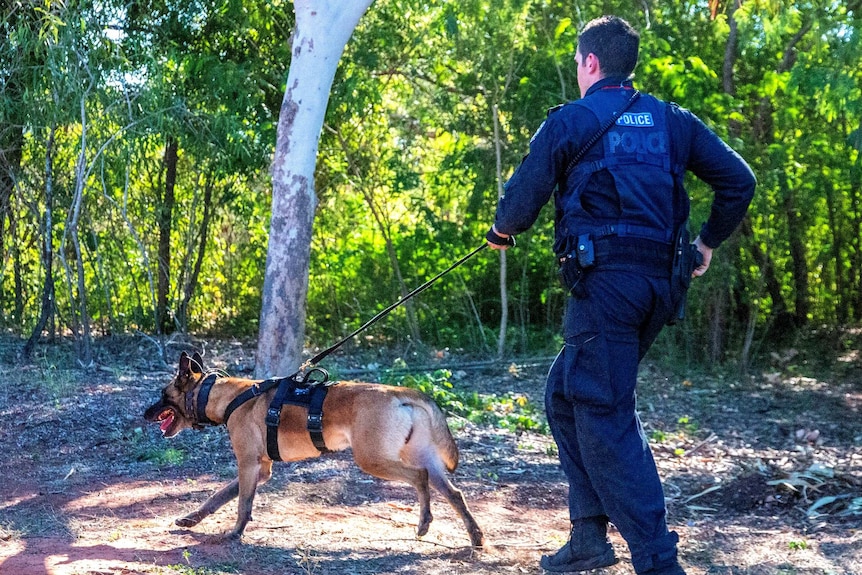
left=298, top=241, right=489, bottom=374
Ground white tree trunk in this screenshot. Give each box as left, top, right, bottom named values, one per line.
left=256, top=0, right=374, bottom=378
left=493, top=104, right=508, bottom=358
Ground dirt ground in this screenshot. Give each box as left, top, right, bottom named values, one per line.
left=0, top=338, right=860, bottom=575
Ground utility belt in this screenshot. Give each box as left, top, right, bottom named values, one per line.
left=557, top=231, right=701, bottom=324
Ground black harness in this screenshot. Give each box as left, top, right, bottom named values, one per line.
left=264, top=369, right=332, bottom=458
left=192, top=368, right=334, bottom=461
left=194, top=373, right=219, bottom=426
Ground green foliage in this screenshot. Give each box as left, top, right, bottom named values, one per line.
left=135, top=445, right=186, bottom=466
left=1, top=0, right=861, bottom=371
left=383, top=365, right=548, bottom=434
left=131, top=427, right=187, bottom=465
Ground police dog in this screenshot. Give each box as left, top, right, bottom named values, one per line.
left=143, top=352, right=485, bottom=547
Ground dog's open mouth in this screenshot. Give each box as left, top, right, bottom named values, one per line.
left=155, top=408, right=176, bottom=435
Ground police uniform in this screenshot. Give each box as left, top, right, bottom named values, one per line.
left=493, top=77, right=755, bottom=573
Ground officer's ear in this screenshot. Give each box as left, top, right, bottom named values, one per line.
left=584, top=52, right=601, bottom=74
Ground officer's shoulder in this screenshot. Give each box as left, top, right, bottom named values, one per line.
left=546, top=101, right=584, bottom=117
left=665, top=100, right=693, bottom=115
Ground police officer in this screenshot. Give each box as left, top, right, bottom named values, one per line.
left=486, top=16, right=755, bottom=575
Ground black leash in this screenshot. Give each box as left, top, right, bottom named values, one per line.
left=299, top=241, right=489, bottom=373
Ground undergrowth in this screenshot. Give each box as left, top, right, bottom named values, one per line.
left=383, top=365, right=549, bottom=434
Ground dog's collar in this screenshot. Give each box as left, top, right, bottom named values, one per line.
left=186, top=373, right=219, bottom=429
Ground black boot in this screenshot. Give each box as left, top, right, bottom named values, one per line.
left=641, top=565, right=686, bottom=575
left=540, top=516, right=617, bottom=573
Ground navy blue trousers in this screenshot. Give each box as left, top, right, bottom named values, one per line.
left=545, top=268, right=680, bottom=573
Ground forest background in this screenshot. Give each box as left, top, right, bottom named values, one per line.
left=2, top=0, right=861, bottom=371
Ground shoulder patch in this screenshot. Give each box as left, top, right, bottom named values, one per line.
left=530, top=120, right=547, bottom=144
left=547, top=104, right=565, bottom=116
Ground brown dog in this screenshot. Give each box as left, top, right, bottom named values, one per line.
left=144, top=352, right=485, bottom=548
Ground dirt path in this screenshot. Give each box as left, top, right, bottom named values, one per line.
left=1, top=345, right=860, bottom=574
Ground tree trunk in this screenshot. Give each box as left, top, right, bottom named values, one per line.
left=66, top=100, right=93, bottom=367
left=1, top=124, right=23, bottom=319
left=850, top=120, right=862, bottom=317
left=823, top=176, right=846, bottom=323
left=492, top=104, right=509, bottom=358
left=738, top=218, right=790, bottom=320
left=722, top=0, right=740, bottom=97
left=708, top=287, right=726, bottom=363
left=781, top=178, right=809, bottom=326
left=23, top=126, right=57, bottom=360
left=177, top=173, right=215, bottom=333
left=256, top=0, right=375, bottom=378
left=157, top=136, right=178, bottom=334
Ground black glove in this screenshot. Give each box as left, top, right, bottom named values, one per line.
left=486, top=227, right=516, bottom=247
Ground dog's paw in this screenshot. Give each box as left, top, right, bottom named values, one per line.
left=470, top=529, right=486, bottom=549
left=175, top=515, right=202, bottom=528
left=204, top=531, right=241, bottom=544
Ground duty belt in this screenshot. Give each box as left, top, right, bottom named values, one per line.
left=592, top=236, right=674, bottom=271
left=560, top=236, right=674, bottom=273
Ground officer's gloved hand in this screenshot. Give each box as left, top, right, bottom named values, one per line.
left=486, top=226, right=515, bottom=250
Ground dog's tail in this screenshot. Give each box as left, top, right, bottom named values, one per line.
left=419, top=397, right=460, bottom=473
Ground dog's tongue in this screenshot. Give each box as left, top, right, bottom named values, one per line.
left=160, top=414, right=174, bottom=433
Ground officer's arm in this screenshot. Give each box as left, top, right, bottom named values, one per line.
left=683, top=114, right=756, bottom=249
left=492, top=114, right=568, bottom=239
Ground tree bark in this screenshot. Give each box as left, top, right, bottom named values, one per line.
left=66, top=99, right=93, bottom=367
left=722, top=0, right=740, bottom=97
left=0, top=125, right=23, bottom=317
left=256, top=0, right=375, bottom=378
left=492, top=104, right=509, bottom=358
left=781, top=175, right=809, bottom=326
left=823, top=175, right=846, bottom=323
left=738, top=217, right=789, bottom=320
left=157, top=136, right=178, bottom=334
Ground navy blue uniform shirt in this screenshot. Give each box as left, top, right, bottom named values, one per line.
left=494, top=77, right=756, bottom=251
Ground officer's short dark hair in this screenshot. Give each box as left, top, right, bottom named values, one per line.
left=577, top=16, right=639, bottom=78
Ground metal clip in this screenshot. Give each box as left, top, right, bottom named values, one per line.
left=306, top=413, right=323, bottom=431
left=265, top=407, right=281, bottom=427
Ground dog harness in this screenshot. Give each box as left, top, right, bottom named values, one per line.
left=184, top=373, right=219, bottom=430
left=209, top=368, right=334, bottom=460
left=263, top=370, right=333, bottom=460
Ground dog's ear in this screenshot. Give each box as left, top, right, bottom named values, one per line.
left=175, top=351, right=203, bottom=391
left=178, top=351, right=191, bottom=374
left=190, top=352, right=204, bottom=374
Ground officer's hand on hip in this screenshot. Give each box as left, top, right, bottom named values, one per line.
left=486, top=225, right=515, bottom=250
left=692, top=235, right=713, bottom=277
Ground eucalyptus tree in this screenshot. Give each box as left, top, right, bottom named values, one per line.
left=256, top=0, right=375, bottom=378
